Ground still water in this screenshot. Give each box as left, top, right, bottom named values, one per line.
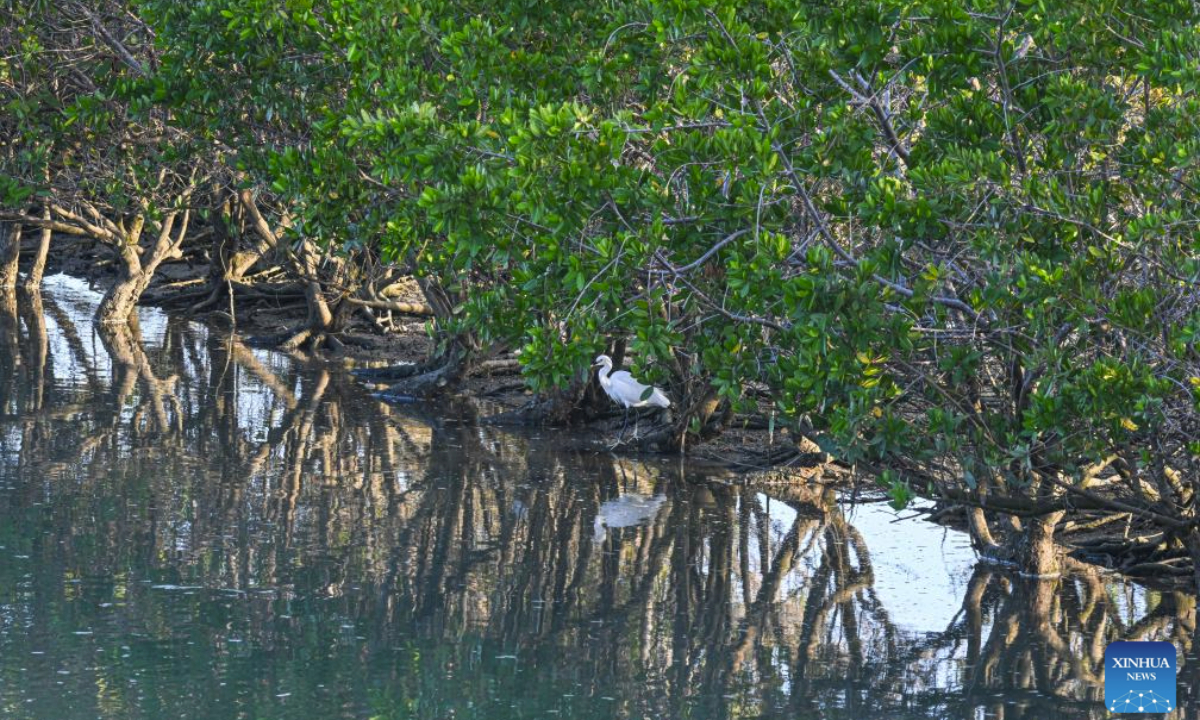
left=0, top=276, right=1192, bottom=719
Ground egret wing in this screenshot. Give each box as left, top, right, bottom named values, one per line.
left=609, top=371, right=652, bottom=407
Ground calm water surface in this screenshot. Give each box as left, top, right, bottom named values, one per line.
left=0, top=276, right=1193, bottom=719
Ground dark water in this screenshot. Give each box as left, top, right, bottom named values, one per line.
left=0, top=276, right=1193, bottom=719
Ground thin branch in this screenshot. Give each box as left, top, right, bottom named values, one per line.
left=828, top=69, right=911, bottom=167
left=650, top=228, right=750, bottom=276
left=75, top=3, right=147, bottom=77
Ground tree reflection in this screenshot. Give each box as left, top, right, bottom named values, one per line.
left=943, top=568, right=1195, bottom=718
left=0, top=282, right=1194, bottom=720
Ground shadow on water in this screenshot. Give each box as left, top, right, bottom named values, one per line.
left=0, top=276, right=1194, bottom=719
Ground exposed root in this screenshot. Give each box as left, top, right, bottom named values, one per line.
left=246, top=326, right=345, bottom=354
left=145, top=286, right=210, bottom=306
left=379, top=366, right=459, bottom=399
left=484, top=381, right=605, bottom=426
left=377, top=347, right=470, bottom=399
left=188, top=286, right=222, bottom=313
left=279, top=328, right=312, bottom=352
left=483, top=381, right=528, bottom=397
left=468, top=358, right=521, bottom=376
left=352, top=363, right=426, bottom=382
left=603, top=415, right=678, bottom=453
left=345, top=296, right=434, bottom=316
left=356, top=305, right=388, bottom=334
left=323, top=334, right=345, bottom=353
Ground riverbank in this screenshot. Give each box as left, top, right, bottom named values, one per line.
left=14, top=242, right=1195, bottom=593
left=25, top=236, right=829, bottom=475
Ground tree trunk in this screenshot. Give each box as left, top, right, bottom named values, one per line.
left=0, top=289, right=18, bottom=411
left=21, top=209, right=52, bottom=290
left=96, top=211, right=187, bottom=325
left=191, top=192, right=238, bottom=312
left=96, top=261, right=154, bottom=325
left=0, top=223, right=22, bottom=289
left=96, top=216, right=149, bottom=325
left=237, top=190, right=347, bottom=350
left=966, top=507, right=999, bottom=554
left=192, top=192, right=266, bottom=315
left=16, top=289, right=48, bottom=411
left=417, top=276, right=457, bottom=322
left=235, top=189, right=280, bottom=277
left=272, top=241, right=343, bottom=351
left=1012, top=511, right=1064, bottom=576
left=302, top=247, right=335, bottom=332
left=0, top=285, right=20, bottom=410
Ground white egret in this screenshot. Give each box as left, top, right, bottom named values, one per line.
left=593, top=492, right=668, bottom=543
left=592, top=354, right=670, bottom=441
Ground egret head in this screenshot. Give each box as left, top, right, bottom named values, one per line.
left=592, top=354, right=612, bottom=368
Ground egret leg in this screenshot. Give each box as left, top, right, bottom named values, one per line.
left=616, top=407, right=630, bottom=443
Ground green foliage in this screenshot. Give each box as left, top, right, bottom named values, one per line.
left=44, top=0, right=1200, bottom=500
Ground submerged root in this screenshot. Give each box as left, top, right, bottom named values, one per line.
left=486, top=386, right=588, bottom=426
left=605, top=416, right=678, bottom=453
left=245, top=326, right=343, bottom=354
left=352, top=362, right=433, bottom=383
left=378, top=367, right=455, bottom=399
left=377, top=349, right=469, bottom=400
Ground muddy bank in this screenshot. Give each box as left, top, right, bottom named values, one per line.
left=28, top=235, right=825, bottom=474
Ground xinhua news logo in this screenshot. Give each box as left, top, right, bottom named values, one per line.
left=1105, top=641, right=1176, bottom=714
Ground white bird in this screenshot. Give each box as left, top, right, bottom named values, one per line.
left=592, top=354, right=670, bottom=441
left=593, top=492, right=668, bottom=543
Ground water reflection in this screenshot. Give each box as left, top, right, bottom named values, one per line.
left=0, top=276, right=1193, bottom=719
